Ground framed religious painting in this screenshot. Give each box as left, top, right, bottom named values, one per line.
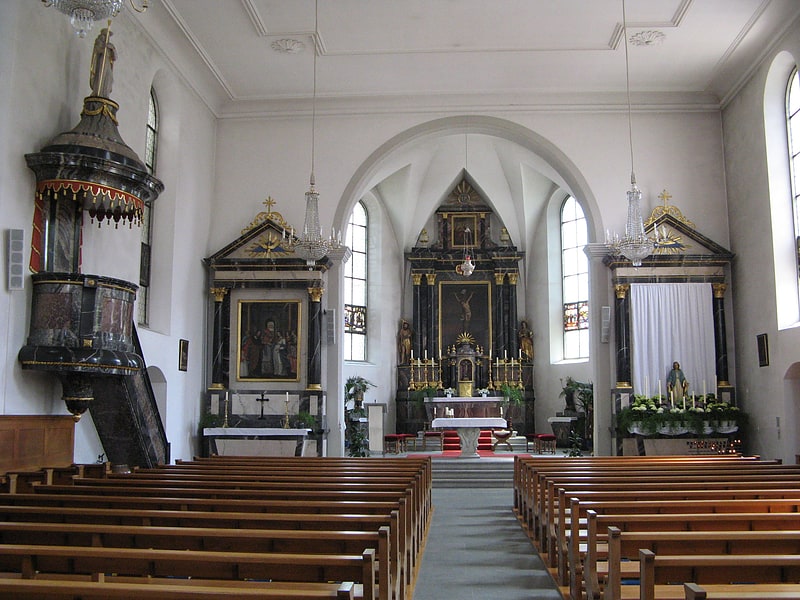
left=237, top=300, right=301, bottom=382
left=438, top=280, right=492, bottom=355
left=450, top=214, right=478, bottom=249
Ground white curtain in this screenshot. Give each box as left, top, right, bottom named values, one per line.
left=630, top=283, right=716, bottom=400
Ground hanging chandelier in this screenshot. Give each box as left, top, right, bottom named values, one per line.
left=42, top=0, right=148, bottom=38
left=286, top=0, right=339, bottom=266
left=459, top=227, right=475, bottom=277
left=605, top=0, right=663, bottom=267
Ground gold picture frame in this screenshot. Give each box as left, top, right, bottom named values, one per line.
left=237, top=300, right=301, bottom=382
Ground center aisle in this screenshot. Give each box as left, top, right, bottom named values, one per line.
left=412, top=485, right=563, bottom=600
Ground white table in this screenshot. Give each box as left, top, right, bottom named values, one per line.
left=431, top=417, right=507, bottom=457
left=203, top=427, right=311, bottom=457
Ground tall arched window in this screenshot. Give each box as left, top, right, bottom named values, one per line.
left=344, top=201, right=368, bottom=361
left=138, top=87, right=158, bottom=326
left=786, top=67, right=800, bottom=296
left=561, top=196, right=589, bottom=359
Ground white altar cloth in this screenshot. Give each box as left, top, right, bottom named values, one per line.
left=203, top=428, right=311, bottom=457
left=431, top=417, right=507, bottom=457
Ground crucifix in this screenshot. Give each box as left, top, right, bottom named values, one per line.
left=257, top=391, right=269, bottom=420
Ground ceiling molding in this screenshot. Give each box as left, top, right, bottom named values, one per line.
left=240, top=0, right=268, bottom=37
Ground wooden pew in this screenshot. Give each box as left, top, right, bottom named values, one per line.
left=555, top=487, right=800, bottom=588
left=637, top=550, right=800, bottom=600
left=0, top=578, right=359, bottom=599
left=31, top=483, right=420, bottom=584
left=568, top=496, right=800, bottom=595
left=684, top=582, right=800, bottom=600
left=0, top=521, right=393, bottom=600
left=603, top=527, right=800, bottom=600
left=0, top=544, right=377, bottom=599
left=580, top=512, right=800, bottom=600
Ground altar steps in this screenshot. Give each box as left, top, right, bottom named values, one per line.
left=431, top=457, right=515, bottom=488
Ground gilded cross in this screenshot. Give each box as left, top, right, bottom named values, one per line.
left=262, top=196, right=277, bottom=214
left=658, top=189, right=672, bottom=207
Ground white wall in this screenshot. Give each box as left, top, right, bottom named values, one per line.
left=722, top=20, right=800, bottom=463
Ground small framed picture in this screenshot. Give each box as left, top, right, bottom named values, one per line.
left=756, top=333, right=769, bottom=367
left=178, top=339, right=189, bottom=372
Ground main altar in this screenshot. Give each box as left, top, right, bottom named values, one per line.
left=394, top=178, right=535, bottom=434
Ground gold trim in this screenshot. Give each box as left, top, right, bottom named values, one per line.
left=306, top=384, right=322, bottom=391
left=411, top=274, right=423, bottom=285
left=644, top=189, right=696, bottom=228
left=425, top=273, right=437, bottom=285
left=308, top=287, right=324, bottom=302
left=712, top=283, right=727, bottom=298
left=614, top=284, right=629, bottom=299
left=507, top=272, right=519, bottom=285
left=494, top=272, right=506, bottom=285
left=242, top=196, right=289, bottom=234
left=19, top=360, right=139, bottom=372
left=616, top=381, right=632, bottom=388
left=208, top=383, right=225, bottom=390
left=210, top=287, right=228, bottom=303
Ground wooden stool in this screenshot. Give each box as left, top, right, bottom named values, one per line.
left=492, top=429, right=513, bottom=452
left=537, top=433, right=557, bottom=454
left=400, top=433, right=417, bottom=452
left=524, top=433, right=540, bottom=453
left=423, top=431, right=443, bottom=451
left=384, top=434, right=403, bottom=454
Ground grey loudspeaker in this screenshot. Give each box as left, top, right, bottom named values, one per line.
left=325, top=309, right=337, bottom=345
left=6, top=229, right=24, bottom=291
left=600, top=305, right=611, bottom=343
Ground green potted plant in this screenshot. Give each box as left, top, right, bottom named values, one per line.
left=500, top=382, right=523, bottom=405
left=344, top=376, right=374, bottom=457
left=344, top=376, right=375, bottom=409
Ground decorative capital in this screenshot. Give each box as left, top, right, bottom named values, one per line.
left=494, top=272, right=506, bottom=285
left=614, top=283, right=630, bottom=299
left=209, top=287, right=228, bottom=303
left=712, top=283, right=727, bottom=298
left=425, top=272, right=437, bottom=285
left=411, top=273, right=423, bottom=285
left=507, top=271, right=519, bottom=286
left=308, top=286, right=325, bottom=302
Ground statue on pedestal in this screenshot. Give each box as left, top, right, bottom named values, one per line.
left=666, top=361, right=689, bottom=402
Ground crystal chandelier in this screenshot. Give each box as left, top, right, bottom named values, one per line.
left=42, top=0, right=148, bottom=38
left=287, top=0, right=339, bottom=266
left=605, top=0, right=662, bottom=267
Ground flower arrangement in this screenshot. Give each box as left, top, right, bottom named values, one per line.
left=443, top=387, right=455, bottom=397
left=617, top=394, right=747, bottom=437
left=477, top=388, right=490, bottom=397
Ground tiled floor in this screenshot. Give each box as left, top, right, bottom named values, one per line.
left=412, top=487, right=563, bottom=600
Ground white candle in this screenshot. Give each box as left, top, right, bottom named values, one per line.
left=225, top=391, right=228, bottom=402
left=411, top=349, right=414, bottom=360
left=645, top=375, right=649, bottom=398
left=496, top=357, right=500, bottom=368
left=285, top=392, right=289, bottom=403
left=682, top=395, right=686, bottom=410
left=504, top=350, right=507, bottom=360
left=657, top=379, right=661, bottom=399
left=670, top=390, right=674, bottom=408
left=424, top=349, right=428, bottom=360
left=693, top=394, right=696, bottom=409
left=703, top=380, right=707, bottom=398
left=519, top=348, right=522, bottom=359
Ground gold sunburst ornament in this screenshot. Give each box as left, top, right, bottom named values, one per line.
left=455, top=332, right=476, bottom=346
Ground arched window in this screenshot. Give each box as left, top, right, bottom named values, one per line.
left=786, top=67, right=800, bottom=297
left=561, top=196, right=589, bottom=359
left=344, top=201, right=368, bottom=361
left=138, top=87, right=158, bottom=326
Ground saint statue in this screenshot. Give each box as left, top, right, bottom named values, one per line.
left=666, top=361, right=689, bottom=401
left=397, top=320, right=412, bottom=365
left=518, top=320, right=533, bottom=360
left=90, top=28, right=116, bottom=98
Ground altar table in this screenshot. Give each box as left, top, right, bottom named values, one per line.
left=431, top=417, right=507, bottom=457
left=203, top=427, right=311, bottom=457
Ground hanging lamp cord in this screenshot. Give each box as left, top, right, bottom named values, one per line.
left=622, top=0, right=636, bottom=187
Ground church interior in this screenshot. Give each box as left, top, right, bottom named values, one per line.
left=2, top=0, right=800, bottom=466
left=3, top=2, right=800, bottom=599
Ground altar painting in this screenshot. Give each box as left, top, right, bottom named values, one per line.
left=438, top=281, right=491, bottom=353
left=237, top=300, right=300, bottom=381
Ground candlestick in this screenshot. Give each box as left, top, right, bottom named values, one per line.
left=703, top=380, right=707, bottom=398
left=657, top=379, right=661, bottom=399
left=411, top=349, right=414, bottom=360
left=518, top=348, right=522, bottom=359
left=504, top=350, right=507, bottom=360
left=424, top=349, right=428, bottom=360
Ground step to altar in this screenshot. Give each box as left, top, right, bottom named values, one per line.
left=430, top=457, right=515, bottom=488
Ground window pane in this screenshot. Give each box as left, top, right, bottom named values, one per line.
left=561, top=195, right=589, bottom=358
left=344, top=201, right=369, bottom=359
left=351, top=252, right=367, bottom=279
left=350, top=334, right=366, bottom=361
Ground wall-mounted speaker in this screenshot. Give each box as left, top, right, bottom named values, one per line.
left=325, top=308, right=337, bottom=345
left=6, top=229, right=24, bottom=291
left=600, top=305, right=611, bottom=343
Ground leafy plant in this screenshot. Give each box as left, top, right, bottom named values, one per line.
left=409, top=385, right=438, bottom=405
left=560, top=377, right=593, bottom=413
left=564, top=431, right=584, bottom=457
left=295, top=410, right=316, bottom=429
left=344, top=376, right=375, bottom=403
left=199, top=411, right=223, bottom=429
left=500, top=382, right=523, bottom=405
